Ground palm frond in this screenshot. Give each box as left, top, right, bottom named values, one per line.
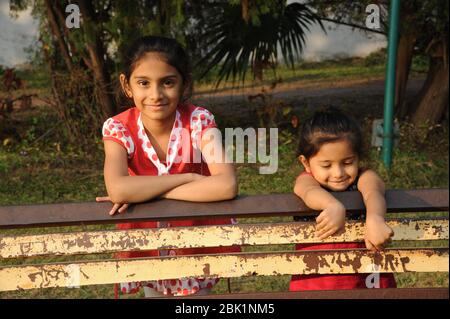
left=196, top=1, right=323, bottom=87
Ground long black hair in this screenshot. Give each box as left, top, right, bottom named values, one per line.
left=297, top=108, right=364, bottom=159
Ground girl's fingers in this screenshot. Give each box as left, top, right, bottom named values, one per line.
left=315, top=212, right=325, bottom=223
left=365, top=239, right=376, bottom=251
left=118, top=204, right=129, bottom=214
left=318, top=228, right=336, bottom=240
left=315, top=219, right=328, bottom=231
left=316, top=225, right=332, bottom=238
left=109, top=203, right=121, bottom=216
left=96, top=196, right=111, bottom=202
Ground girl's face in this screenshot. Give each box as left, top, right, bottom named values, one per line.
left=120, top=53, right=186, bottom=123
left=300, top=139, right=359, bottom=191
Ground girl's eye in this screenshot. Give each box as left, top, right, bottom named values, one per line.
left=163, top=79, right=175, bottom=87
left=344, top=161, right=353, bottom=165
left=320, top=165, right=331, bottom=169
left=138, top=80, right=149, bottom=86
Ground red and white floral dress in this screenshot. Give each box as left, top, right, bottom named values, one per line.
left=102, top=103, right=240, bottom=296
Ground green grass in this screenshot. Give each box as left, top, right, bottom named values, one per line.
left=195, top=59, right=387, bottom=94
left=194, top=50, right=428, bottom=94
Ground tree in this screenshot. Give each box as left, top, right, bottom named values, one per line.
left=306, top=0, right=449, bottom=125
left=195, top=0, right=324, bottom=86
left=8, top=0, right=190, bottom=146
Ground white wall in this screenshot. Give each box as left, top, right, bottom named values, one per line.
left=301, top=21, right=387, bottom=61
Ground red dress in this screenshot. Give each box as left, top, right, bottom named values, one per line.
left=102, top=103, right=240, bottom=296
left=290, top=172, right=396, bottom=291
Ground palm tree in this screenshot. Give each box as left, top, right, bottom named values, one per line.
left=195, top=1, right=324, bottom=87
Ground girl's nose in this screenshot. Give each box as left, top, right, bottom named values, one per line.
left=332, top=166, right=345, bottom=178
left=149, top=85, right=163, bottom=101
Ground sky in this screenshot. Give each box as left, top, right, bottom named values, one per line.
left=0, top=0, right=39, bottom=67
left=0, top=0, right=387, bottom=67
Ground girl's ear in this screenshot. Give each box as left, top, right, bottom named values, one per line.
left=299, top=155, right=311, bottom=173
left=181, top=79, right=192, bottom=101
left=120, top=74, right=132, bottom=98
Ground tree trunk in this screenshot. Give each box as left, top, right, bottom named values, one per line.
left=395, top=33, right=416, bottom=118
left=76, top=0, right=116, bottom=117
left=43, top=0, right=73, bottom=72
left=410, top=45, right=449, bottom=125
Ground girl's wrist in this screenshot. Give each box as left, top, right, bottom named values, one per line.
left=366, top=214, right=385, bottom=223
left=327, top=199, right=345, bottom=210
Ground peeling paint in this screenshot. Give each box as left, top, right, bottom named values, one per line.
left=1, top=248, right=447, bottom=292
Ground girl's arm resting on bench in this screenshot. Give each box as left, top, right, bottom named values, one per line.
left=294, top=174, right=346, bottom=240
left=357, top=169, right=394, bottom=251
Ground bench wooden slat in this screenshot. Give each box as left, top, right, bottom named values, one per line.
left=0, top=189, right=448, bottom=229
left=183, top=288, right=449, bottom=299
left=0, top=248, right=447, bottom=292
left=1, top=219, right=448, bottom=258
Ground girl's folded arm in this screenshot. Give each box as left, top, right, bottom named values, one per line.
left=104, top=140, right=196, bottom=203
left=161, top=130, right=238, bottom=202
left=294, top=174, right=342, bottom=210
left=161, top=165, right=237, bottom=202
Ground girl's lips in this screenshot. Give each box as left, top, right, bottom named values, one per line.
left=145, top=104, right=168, bottom=111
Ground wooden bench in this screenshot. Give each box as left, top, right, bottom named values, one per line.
left=0, top=188, right=448, bottom=299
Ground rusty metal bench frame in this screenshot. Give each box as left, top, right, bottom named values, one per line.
left=0, top=188, right=448, bottom=299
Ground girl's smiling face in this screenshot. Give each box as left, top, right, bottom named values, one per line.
left=120, top=53, right=186, bottom=123
left=300, top=139, right=359, bottom=191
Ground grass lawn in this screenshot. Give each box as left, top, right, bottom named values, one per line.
left=0, top=56, right=447, bottom=299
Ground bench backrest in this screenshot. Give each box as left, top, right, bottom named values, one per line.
left=0, top=189, right=448, bottom=294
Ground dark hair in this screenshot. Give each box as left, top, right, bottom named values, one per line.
left=297, top=108, right=364, bottom=159
left=116, top=36, right=193, bottom=108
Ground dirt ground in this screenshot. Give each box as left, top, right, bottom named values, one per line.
left=192, top=76, right=426, bottom=125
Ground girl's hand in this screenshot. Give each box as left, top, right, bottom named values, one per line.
left=315, top=201, right=346, bottom=239
left=96, top=196, right=129, bottom=216
left=364, top=215, right=394, bottom=251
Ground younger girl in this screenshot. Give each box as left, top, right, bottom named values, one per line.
left=98, top=36, right=240, bottom=297
left=290, top=108, right=396, bottom=291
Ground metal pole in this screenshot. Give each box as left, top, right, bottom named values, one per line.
left=382, top=0, right=401, bottom=168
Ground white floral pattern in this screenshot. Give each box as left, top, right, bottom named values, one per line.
left=136, top=110, right=183, bottom=175
left=102, top=118, right=134, bottom=157
left=190, top=107, right=216, bottom=150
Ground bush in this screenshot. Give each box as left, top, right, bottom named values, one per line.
left=364, top=48, right=387, bottom=67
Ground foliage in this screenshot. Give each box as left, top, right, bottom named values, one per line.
left=363, top=48, right=387, bottom=67
left=196, top=1, right=324, bottom=86
left=8, top=0, right=193, bottom=149
left=305, top=0, right=449, bottom=124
